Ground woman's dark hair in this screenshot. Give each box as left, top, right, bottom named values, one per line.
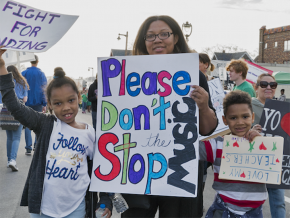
left=199, top=53, right=215, bottom=71
left=133, top=15, right=190, bottom=55
left=7, top=65, right=29, bottom=90
left=223, top=90, right=253, bottom=116
left=46, top=67, right=79, bottom=114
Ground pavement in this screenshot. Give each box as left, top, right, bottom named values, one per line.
left=0, top=110, right=290, bottom=218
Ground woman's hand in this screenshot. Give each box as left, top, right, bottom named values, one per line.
left=252, top=124, right=262, bottom=133
left=244, top=129, right=261, bottom=142
left=0, top=45, right=7, bottom=68
left=102, top=208, right=112, bottom=218
left=190, top=85, right=209, bottom=110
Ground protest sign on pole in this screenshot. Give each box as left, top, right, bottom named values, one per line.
left=200, top=78, right=229, bottom=141
left=219, top=135, right=284, bottom=184
left=90, top=53, right=200, bottom=197
left=245, top=60, right=273, bottom=84
left=0, top=0, right=78, bottom=52
left=259, top=99, right=290, bottom=188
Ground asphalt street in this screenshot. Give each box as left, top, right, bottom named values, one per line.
left=0, top=110, right=289, bottom=218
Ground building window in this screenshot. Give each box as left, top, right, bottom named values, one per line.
left=285, top=40, right=290, bottom=51
left=275, top=42, right=278, bottom=47
left=23, top=52, right=26, bottom=55
left=265, top=43, right=267, bottom=49
left=5, top=53, right=8, bottom=58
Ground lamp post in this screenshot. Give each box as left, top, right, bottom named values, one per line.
left=88, top=67, right=94, bottom=78
left=117, top=31, right=128, bottom=55
left=182, top=21, right=192, bottom=42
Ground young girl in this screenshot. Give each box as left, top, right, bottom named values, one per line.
left=0, top=47, right=112, bottom=218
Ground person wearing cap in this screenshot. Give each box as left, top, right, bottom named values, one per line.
left=22, top=55, right=47, bottom=155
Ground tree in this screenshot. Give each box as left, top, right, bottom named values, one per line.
left=201, top=44, right=258, bottom=59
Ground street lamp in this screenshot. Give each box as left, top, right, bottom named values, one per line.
left=88, top=67, right=94, bottom=78
left=182, top=21, right=192, bottom=42
left=117, top=31, right=128, bottom=55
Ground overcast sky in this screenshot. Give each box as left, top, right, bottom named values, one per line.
left=17, top=0, right=290, bottom=78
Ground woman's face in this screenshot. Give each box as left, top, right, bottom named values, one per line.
left=199, top=61, right=208, bottom=74
left=257, top=76, right=276, bottom=101
left=145, top=20, right=178, bottom=55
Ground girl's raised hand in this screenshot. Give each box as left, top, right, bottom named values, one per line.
left=190, top=85, right=209, bottom=110
left=0, top=45, right=7, bottom=68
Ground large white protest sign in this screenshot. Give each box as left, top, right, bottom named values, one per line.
left=219, top=135, right=283, bottom=184
left=0, top=0, right=78, bottom=52
left=90, top=54, right=200, bottom=197
left=245, top=60, right=273, bottom=84
left=200, top=78, right=229, bottom=140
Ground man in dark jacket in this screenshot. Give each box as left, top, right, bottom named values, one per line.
left=88, top=74, right=98, bottom=130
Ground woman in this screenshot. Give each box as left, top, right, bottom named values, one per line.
left=122, top=15, right=218, bottom=218
left=199, top=53, right=215, bottom=81
left=0, top=65, right=29, bottom=171
left=252, top=73, right=286, bottom=218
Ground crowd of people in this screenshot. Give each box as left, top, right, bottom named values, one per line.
left=0, top=14, right=288, bottom=218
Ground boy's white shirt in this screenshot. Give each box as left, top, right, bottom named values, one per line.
left=41, top=118, right=95, bottom=218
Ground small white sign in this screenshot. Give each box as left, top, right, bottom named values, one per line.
left=219, top=135, right=284, bottom=184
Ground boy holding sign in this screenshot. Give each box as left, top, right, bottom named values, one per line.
left=199, top=91, right=267, bottom=218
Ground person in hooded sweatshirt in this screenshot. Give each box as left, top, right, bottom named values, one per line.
left=251, top=73, right=286, bottom=218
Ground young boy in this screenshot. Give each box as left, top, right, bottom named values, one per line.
left=226, top=59, right=256, bottom=98
left=200, top=90, right=266, bottom=218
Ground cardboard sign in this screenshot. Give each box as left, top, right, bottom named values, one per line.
left=0, top=0, right=78, bottom=52
left=90, top=54, right=200, bottom=197
left=200, top=78, right=229, bottom=140
left=219, top=135, right=283, bottom=184
left=259, top=99, right=290, bottom=188
left=245, top=60, right=273, bottom=84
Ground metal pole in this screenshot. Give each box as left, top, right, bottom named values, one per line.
left=16, top=51, right=21, bottom=72
left=92, top=68, right=94, bottom=78
left=125, top=31, right=128, bottom=56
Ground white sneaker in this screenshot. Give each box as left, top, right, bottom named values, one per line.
left=8, top=159, right=18, bottom=171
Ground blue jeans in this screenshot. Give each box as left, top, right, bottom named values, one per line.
left=25, top=104, right=43, bottom=151
left=6, top=124, right=23, bottom=161
left=82, top=102, right=87, bottom=112
left=92, top=111, right=96, bottom=131
left=30, top=198, right=85, bottom=218
left=267, top=188, right=285, bottom=218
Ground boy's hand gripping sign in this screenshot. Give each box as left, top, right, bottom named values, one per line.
left=219, top=135, right=284, bottom=184
left=90, top=54, right=200, bottom=197
left=0, top=0, right=78, bottom=52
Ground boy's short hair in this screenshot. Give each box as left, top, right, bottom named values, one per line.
left=30, top=55, right=39, bottom=64
left=281, top=89, right=285, bottom=92
left=226, top=59, right=248, bottom=80
left=223, top=90, right=253, bottom=116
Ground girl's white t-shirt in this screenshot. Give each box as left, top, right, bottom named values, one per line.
left=41, top=119, right=95, bottom=218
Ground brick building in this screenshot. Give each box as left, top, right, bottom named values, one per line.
left=257, top=25, right=290, bottom=64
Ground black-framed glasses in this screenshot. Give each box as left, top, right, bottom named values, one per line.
left=144, top=32, right=173, bottom=42
left=258, top=81, right=278, bottom=89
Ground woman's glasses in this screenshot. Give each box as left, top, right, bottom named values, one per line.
left=258, top=81, right=278, bottom=89
left=144, top=32, right=173, bottom=42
